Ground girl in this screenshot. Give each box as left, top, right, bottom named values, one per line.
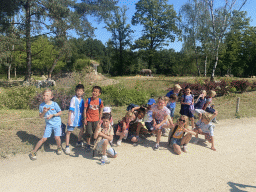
left=116, top=111, right=134, bottom=146
left=180, top=86, right=195, bottom=129
left=166, top=84, right=182, bottom=119
left=169, top=115, right=196, bottom=155
left=193, top=113, right=217, bottom=151
left=151, top=97, right=170, bottom=150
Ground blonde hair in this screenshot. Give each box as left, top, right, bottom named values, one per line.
left=209, top=90, right=216, bottom=97
left=43, top=89, right=53, bottom=95
left=157, top=96, right=165, bottom=102
left=164, top=96, right=170, bottom=103
left=201, top=90, right=207, bottom=95
left=125, top=111, right=133, bottom=118
left=180, top=115, right=189, bottom=129
left=174, top=84, right=181, bottom=90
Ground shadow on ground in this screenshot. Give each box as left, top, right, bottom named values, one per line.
left=227, top=182, right=256, bottom=192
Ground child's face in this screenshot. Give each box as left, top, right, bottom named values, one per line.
left=126, top=116, right=134, bottom=123
left=43, top=91, right=53, bottom=103
left=170, top=98, right=175, bottom=103
left=92, top=88, right=101, bottom=99
left=137, top=112, right=145, bottom=119
left=178, top=117, right=186, bottom=126
left=102, top=118, right=110, bottom=128
left=76, top=88, right=84, bottom=98
left=157, top=99, right=165, bottom=109
left=174, top=88, right=181, bottom=93
left=185, top=88, right=191, bottom=95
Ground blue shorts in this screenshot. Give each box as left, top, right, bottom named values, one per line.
left=180, top=104, right=194, bottom=118
left=170, top=108, right=175, bottom=118
left=170, top=138, right=181, bottom=146
left=67, top=125, right=83, bottom=132
left=43, top=124, right=61, bottom=138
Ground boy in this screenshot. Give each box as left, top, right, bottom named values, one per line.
left=166, top=84, right=182, bottom=119
left=193, top=113, right=217, bottom=151
left=84, top=86, right=104, bottom=152
left=203, top=90, right=218, bottom=123
left=29, top=89, right=62, bottom=160
left=65, top=84, right=85, bottom=155
left=94, top=113, right=117, bottom=165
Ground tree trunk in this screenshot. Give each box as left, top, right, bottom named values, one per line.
left=24, top=0, right=32, bottom=82
left=204, top=56, right=207, bottom=77
left=211, top=43, right=220, bottom=81
left=14, top=67, right=16, bottom=78
left=195, top=49, right=200, bottom=76
left=48, top=54, right=62, bottom=80
left=8, top=64, right=11, bottom=81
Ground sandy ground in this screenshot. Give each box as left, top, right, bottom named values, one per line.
left=1, top=118, right=256, bottom=192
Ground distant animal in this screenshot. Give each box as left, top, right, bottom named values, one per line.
left=140, top=69, right=152, bottom=76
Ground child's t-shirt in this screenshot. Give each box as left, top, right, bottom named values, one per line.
left=166, top=90, right=178, bottom=108
left=182, top=94, right=193, bottom=105
left=194, top=97, right=206, bottom=109
left=84, top=97, right=104, bottom=122
left=196, top=120, right=214, bottom=136
left=151, top=105, right=169, bottom=121
left=144, top=109, right=153, bottom=122
left=39, top=101, right=61, bottom=126
left=95, top=124, right=114, bottom=148
left=172, top=125, right=184, bottom=139
left=68, top=96, right=84, bottom=127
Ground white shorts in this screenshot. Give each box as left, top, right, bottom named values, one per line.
left=96, top=139, right=117, bottom=157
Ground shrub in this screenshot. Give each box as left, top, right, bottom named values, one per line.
left=229, top=87, right=237, bottom=93
left=2, top=86, right=38, bottom=109
left=230, top=80, right=251, bottom=93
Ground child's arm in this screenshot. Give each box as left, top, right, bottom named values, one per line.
left=98, top=131, right=113, bottom=142
left=67, top=111, right=72, bottom=126
left=183, top=128, right=196, bottom=135
left=131, top=106, right=140, bottom=112
left=39, top=107, right=50, bottom=118
left=94, top=124, right=101, bottom=139
left=47, top=111, right=62, bottom=120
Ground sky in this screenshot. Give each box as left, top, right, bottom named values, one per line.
left=86, top=0, right=256, bottom=52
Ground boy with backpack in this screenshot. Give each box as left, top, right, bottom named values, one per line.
left=83, top=86, right=104, bottom=152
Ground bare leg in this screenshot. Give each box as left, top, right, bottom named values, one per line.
left=77, top=127, right=84, bottom=142
left=190, top=117, right=195, bottom=129
left=65, top=131, right=71, bottom=146
left=156, top=129, right=162, bottom=145
left=32, top=137, right=47, bottom=153
left=55, top=136, right=61, bottom=148
left=181, top=133, right=192, bottom=145
left=173, top=144, right=182, bottom=155
left=210, top=136, right=216, bottom=151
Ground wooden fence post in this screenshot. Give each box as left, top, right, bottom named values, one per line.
left=236, top=97, right=240, bottom=113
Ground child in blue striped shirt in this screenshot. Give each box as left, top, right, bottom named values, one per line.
left=65, top=84, right=85, bottom=155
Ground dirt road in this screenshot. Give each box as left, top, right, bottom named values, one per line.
left=1, top=118, right=256, bottom=192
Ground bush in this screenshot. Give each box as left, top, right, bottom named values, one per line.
left=101, top=84, right=152, bottom=106
left=1, top=86, right=38, bottom=109
left=231, top=80, right=251, bottom=93
left=229, top=87, right=237, bottom=93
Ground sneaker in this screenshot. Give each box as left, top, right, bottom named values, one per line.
left=65, top=147, right=70, bottom=155
left=57, top=147, right=62, bottom=155
left=29, top=152, right=37, bottom=160
left=85, top=145, right=91, bottom=152
left=153, top=145, right=159, bottom=151
left=183, top=145, right=188, bottom=153
left=101, top=157, right=110, bottom=165
left=212, top=120, right=218, bottom=124
left=76, top=142, right=83, bottom=147
left=117, top=140, right=122, bottom=146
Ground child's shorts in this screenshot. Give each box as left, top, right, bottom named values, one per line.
left=153, top=120, right=164, bottom=130
left=180, top=104, right=194, bottom=118
left=194, top=109, right=206, bottom=115
left=67, top=125, right=83, bottom=132
left=86, top=121, right=99, bottom=137
left=170, top=138, right=182, bottom=146
left=96, top=139, right=117, bottom=156
left=145, top=122, right=154, bottom=131
left=43, top=124, right=61, bottom=138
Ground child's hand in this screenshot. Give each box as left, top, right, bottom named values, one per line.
left=43, top=107, right=50, bottom=113
left=155, top=124, right=161, bottom=129
left=47, top=114, right=54, bottom=120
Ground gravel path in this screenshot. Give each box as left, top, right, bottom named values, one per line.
left=1, top=118, right=256, bottom=192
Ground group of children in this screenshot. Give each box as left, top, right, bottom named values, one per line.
left=29, top=83, right=218, bottom=164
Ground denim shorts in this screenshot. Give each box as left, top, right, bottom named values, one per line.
left=96, top=139, right=117, bottom=157
left=67, top=125, right=83, bottom=132
left=170, top=138, right=182, bottom=146
left=43, top=124, right=61, bottom=138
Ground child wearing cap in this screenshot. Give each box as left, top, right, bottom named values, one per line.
left=144, top=98, right=156, bottom=132
left=166, top=84, right=181, bottom=119
left=102, top=107, right=113, bottom=126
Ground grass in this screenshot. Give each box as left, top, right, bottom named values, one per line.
left=1, top=75, right=256, bottom=159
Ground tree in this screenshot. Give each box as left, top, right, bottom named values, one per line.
left=203, top=0, right=248, bottom=80
left=105, top=6, right=133, bottom=75
left=132, top=0, right=180, bottom=69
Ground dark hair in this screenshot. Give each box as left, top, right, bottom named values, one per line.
left=75, top=84, right=84, bottom=91
left=169, top=94, right=177, bottom=101
left=185, top=85, right=190, bottom=90
left=92, top=86, right=102, bottom=93
left=137, top=107, right=146, bottom=115
left=102, top=113, right=111, bottom=120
